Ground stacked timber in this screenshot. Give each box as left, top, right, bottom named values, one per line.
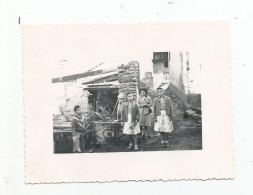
left=118, top=61, right=140, bottom=99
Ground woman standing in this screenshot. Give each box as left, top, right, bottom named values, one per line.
left=121, top=92, right=141, bottom=151
left=138, top=88, right=152, bottom=140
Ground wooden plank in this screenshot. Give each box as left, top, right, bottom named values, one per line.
left=52, top=70, right=103, bottom=83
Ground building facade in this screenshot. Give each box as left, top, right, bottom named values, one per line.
left=152, top=51, right=201, bottom=109
left=152, top=52, right=170, bottom=89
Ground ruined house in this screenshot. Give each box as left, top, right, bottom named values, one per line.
left=52, top=61, right=140, bottom=122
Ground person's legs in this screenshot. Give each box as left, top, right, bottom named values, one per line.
left=133, top=135, right=138, bottom=150
left=133, top=135, right=137, bottom=145
left=160, top=132, right=165, bottom=147
left=73, top=138, right=81, bottom=152
left=140, top=126, right=144, bottom=136
left=144, top=126, right=148, bottom=138
left=160, top=132, right=164, bottom=142
left=140, top=126, right=143, bottom=136
left=141, top=126, right=147, bottom=140
left=72, top=132, right=81, bottom=152
left=73, top=138, right=78, bottom=152
left=80, top=133, right=86, bottom=151
left=127, top=135, right=133, bottom=149
left=164, top=132, right=169, bottom=147
left=146, top=126, right=152, bottom=138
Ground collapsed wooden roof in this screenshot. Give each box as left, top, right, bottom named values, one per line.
left=52, top=67, right=120, bottom=90
left=52, top=68, right=118, bottom=83
left=83, top=81, right=119, bottom=90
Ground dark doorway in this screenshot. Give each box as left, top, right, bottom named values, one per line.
left=88, top=89, right=118, bottom=116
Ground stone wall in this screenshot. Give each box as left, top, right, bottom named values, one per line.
left=59, top=88, right=90, bottom=116
left=118, top=61, right=140, bottom=99
left=53, top=81, right=90, bottom=122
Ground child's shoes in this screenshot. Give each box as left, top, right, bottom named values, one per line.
left=126, top=144, right=133, bottom=150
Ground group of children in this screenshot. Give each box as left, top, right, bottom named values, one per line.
left=71, top=87, right=174, bottom=152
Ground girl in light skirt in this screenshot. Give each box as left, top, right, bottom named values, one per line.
left=121, top=92, right=141, bottom=151
left=154, top=110, right=174, bottom=145
left=153, top=87, right=174, bottom=147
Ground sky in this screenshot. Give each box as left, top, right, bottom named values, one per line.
left=23, top=23, right=227, bottom=80
left=49, top=24, right=164, bottom=79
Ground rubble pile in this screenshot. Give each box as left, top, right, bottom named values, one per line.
left=53, top=114, right=68, bottom=122
left=83, top=110, right=103, bottom=123
left=118, top=61, right=140, bottom=98
left=141, top=72, right=153, bottom=89
left=97, top=91, right=116, bottom=113
left=165, top=87, right=185, bottom=111
left=165, top=87, right=202, bottom=124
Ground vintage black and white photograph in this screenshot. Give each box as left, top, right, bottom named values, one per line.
left=52, top=29, right=202, bottom=153
left=23, top=22, right=233, bottom=182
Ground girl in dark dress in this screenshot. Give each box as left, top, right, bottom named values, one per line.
left=137, top=88, right=152, bottom=139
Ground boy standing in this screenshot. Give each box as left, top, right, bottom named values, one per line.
left=71, top=105, right=86, bottom=152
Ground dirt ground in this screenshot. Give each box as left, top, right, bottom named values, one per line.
left=90, top=89, right=202, bottom=153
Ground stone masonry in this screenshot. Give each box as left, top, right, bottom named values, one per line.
left=117, top=61, right=140, bottom=99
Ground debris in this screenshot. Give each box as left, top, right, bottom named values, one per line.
left=186, top=110, right=196, bottom=115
